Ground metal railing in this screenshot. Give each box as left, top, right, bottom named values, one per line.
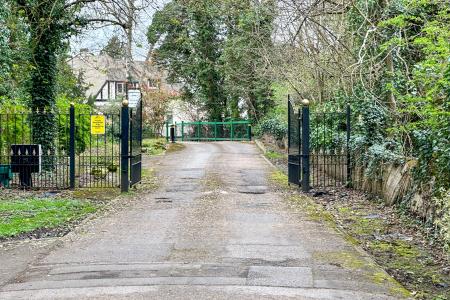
left=0, top=102, right=142, bottom=191
left=166, top=120, right=252, bottom=142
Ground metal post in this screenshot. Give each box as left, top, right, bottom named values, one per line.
left=121, top=100, right=130, bottom=193
left=346, top=105, right=352, bottom=187
left=197, top=122, right=200, bottom=141
left=230, top=121, right=234, bottom=141
left=287, top=95, right=291, bottom=152
left=165, top=121, right=169, bottom=142
left=69, top=104, right=75, bottom=189
left=170, top=125, right=175, bottom=143
left=301, top=99, right=310, bottom=192
left=214, top=123, right=217, bottom=141
left=181, top=121, right=184, bottom=141
left=247, top=123, right=252, bottom=141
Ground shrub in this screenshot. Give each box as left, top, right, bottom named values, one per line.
left=256, top=117, right=287, bottom=141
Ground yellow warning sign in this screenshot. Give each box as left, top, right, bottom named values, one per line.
left=91, top=115, right=106, bottom=135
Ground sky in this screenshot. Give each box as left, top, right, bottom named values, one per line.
left=70, top=0, right=167, bottom=61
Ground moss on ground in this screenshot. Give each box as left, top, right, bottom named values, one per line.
left=288, top=194, right=337, bottom=229
left=72, top=188, right=119, bottom=201
left=331, top=201, right=450, bottom=299
left=166, top=143, right=186, bottom=153
left=139, top=168, right=159, bottom=190
left=314, top=250, right=366, bottom=270
left=264, top=151, right=284, bottom=160
left=269, top=170, right=290, bottom=189
left=372, top=272, right=412, bottom=298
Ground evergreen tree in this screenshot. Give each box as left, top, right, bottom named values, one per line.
left=100, top=35, right=126, bottom=59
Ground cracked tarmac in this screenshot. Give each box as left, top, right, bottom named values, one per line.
left=0, top=142, right=408, bottom=299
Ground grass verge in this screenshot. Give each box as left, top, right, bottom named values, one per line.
left=0, top=198, right=96, bottom=239
left=142, top=138, right=167, bottom=155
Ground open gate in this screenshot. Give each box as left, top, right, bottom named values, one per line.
left=129, top=101, right=143, bottom=187
left=288, top=97, right=351, bottom=191
left=288, top=97, right=301, bottom=185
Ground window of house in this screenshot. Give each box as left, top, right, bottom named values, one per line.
left=117, top=82, right=124, bottom=94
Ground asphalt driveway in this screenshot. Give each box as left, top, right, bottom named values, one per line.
left=0, top=142, right=407, bottom=299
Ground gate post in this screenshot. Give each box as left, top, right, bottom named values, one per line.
left=247, top=123, right=251, bottom=141
left=301, top=99, right=310, bottom=192
left=181, top=121, right=184, bottom=141
left=69, top=103, right=75, bottom=189
left=287, top=95, right=291, bottom=151
left=165, top=121, right=169, bottom=142
left=121, top=100, right=130, bottom=193
left=230, top=121, right=234, bottom=141
left=346, top=105, right=352, bottom=187
left=214, top=122, right=218, bottom=141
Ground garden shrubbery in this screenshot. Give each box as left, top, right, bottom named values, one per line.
left=255, top=117, right=287, bottom=141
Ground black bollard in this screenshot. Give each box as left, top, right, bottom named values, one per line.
left=170, top=125, right=176, bottom=143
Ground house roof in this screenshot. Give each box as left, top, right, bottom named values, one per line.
left=69, top=54, right=174, bottom=98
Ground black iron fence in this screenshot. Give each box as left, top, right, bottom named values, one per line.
left=0, top=102, right=142, bottom=191
left=288, top=97, right=351, bottom=191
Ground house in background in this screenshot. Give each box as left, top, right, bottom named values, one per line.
left=69, top=53, right=180, bottom=106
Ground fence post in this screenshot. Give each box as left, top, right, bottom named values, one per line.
left=121, top=100, right=130, bottom=193
left=181, top=121, right=184, bottom=141
left=197, top=122, right=200, bottom=141
left=165, top=121, right=169, bottom=142
left=346, top=105, right=352, bottom=187
left=247, top=123, right=252, bottom=141
left=301, top=99, right=310, bottom=192
left=287, top=95, right=291, bottom=151
left=69, top=104, right=75, bottom=189
left=230, top=121, right=234, bottom=141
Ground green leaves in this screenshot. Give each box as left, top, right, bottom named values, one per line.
left=147, top=0, right=275, bottom=121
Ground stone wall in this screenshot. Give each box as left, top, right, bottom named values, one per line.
left=315, top=155, right=435, bottom=222
left=351, top=160, right=435, bottom=222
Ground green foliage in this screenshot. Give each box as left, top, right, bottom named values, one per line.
left=142, top=138, right=166, bottom=155
left=0, top=96, right=91, bottom=156
left=433, top=188, right=450, bottom=251
left=255, top=117, right=287, bottom=141
left=56, top=54, right=88, bottom=100
left=221, top=0, right=275, bottom=121
left=10, top=0, right=89, bottom=156
left=55, top=96, right=91, bottom=154
left=148, top=0, right=226, bottom=121
left=100, top=35, right=126, bottom=59
left=0, top=197, right=96, bottom=238
left=0, top=2, right=31, bottom=100
left=147, top=0, right=275, bottom=121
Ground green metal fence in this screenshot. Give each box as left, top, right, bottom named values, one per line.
left=166, top=121, right=251, bottom=142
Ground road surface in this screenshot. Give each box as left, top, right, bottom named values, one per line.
left=0, top=142, right=406, bottom=299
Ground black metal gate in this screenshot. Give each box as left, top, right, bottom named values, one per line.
left=288, top=97, right=301, bottom=185
left=129, top=101, right=143, bottom=187
left=0, top=101, right=143, bottom=191
left=288, top=97, right=351, bottom=191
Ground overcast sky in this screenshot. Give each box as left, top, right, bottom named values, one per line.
left=70, top=0, right=167, bottom=61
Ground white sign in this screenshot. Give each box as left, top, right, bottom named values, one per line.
left=127, top=89, right=141, bottom=108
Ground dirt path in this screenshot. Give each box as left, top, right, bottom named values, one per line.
left=0, top=142, right=408, bottom=299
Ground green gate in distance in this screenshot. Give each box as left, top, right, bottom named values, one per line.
left=166, top=120, right=251, bottom=142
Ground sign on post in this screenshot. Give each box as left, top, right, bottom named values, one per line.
left=127, top=89, right=141, bottom=108
left=91, top=115, right=106, bottom=135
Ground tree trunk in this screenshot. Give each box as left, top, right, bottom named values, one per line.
left=29, top=24, right=57, bottom=159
